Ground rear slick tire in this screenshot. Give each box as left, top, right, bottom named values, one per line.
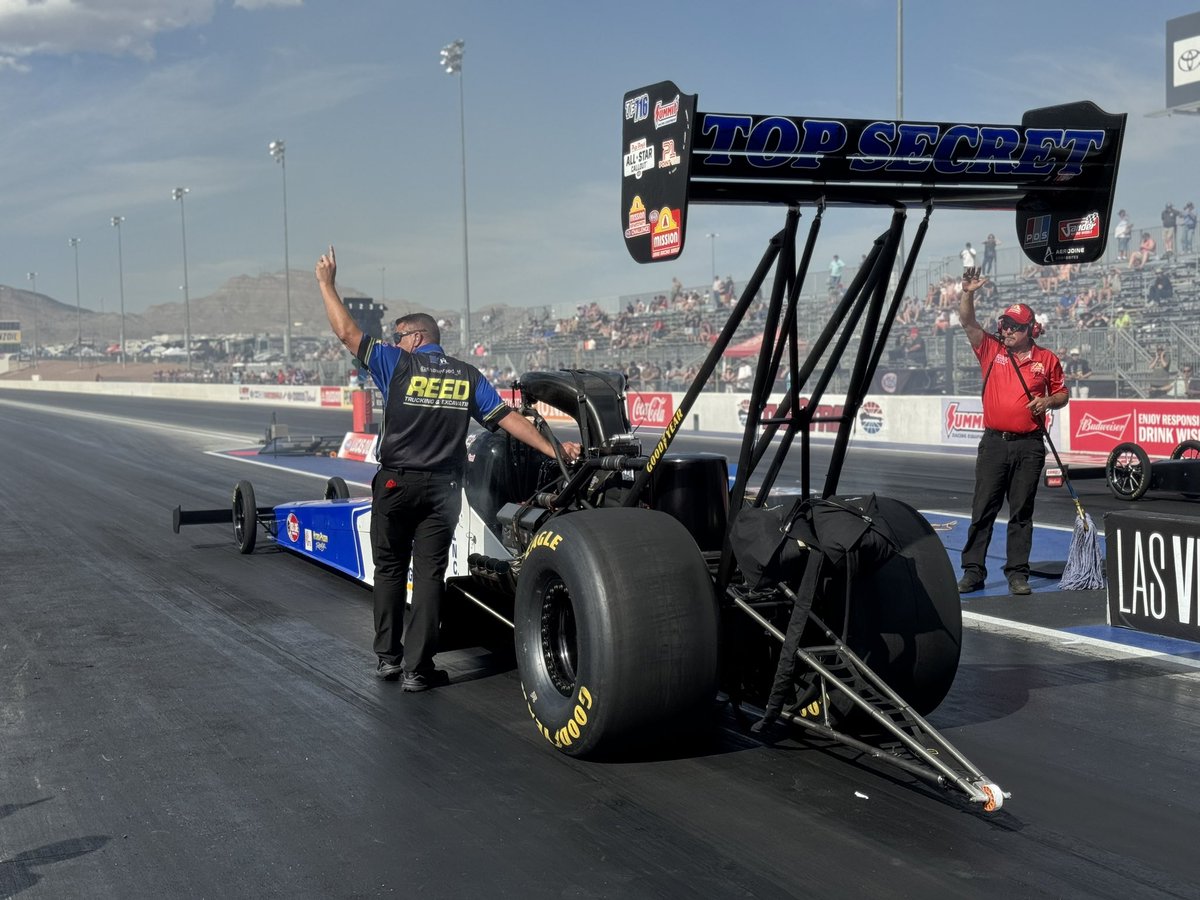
left=514, top=508, right=718, bottom=758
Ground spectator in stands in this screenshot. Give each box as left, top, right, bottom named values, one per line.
left=1186, top=365, right=1200, bottom=399
left=1148, top=272, right=1174, bottom=307
left=1064, top=348, right=1092, bottom=399
left=903, top=327, right=927, bottom=367
left=1036, top=266, right=1059, bottom=295
left=1113, top=209, right=1132, bottom=260
left=1129, top=232, right=1156, bottom=269
left=1099, top=268, right=1122, bottom=305
left=711, top=275, right=724, bottom=308
left=1161, top=202, right=1178, bottom=258
left=960, top=242, right=977, bottom=271
left=1162, top=365, right=1193, bottom=398
left=1112, top=307, right=1132, bottom=330
left=1183, top=203, right=1197, bottom=255
left=829, top=255, right=845, bottom=293
left=1150, top=345, right=1170, bottom=372
left=982, top=233, right=1000, bottom=276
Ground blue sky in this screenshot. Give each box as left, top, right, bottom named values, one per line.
left=1, top=0, right=1198, bottom=321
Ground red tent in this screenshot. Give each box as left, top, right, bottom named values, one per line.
left=723, top=334, right=764, bottom=358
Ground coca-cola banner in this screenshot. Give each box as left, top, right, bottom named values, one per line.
left=627, top=392, right=674, bottom=429
left=1070, top=400, right=1200, bottom=457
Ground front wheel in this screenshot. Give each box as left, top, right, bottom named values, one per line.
left=515, top=508, right=718, bottom=757
left=323, top=476, right=350, bottom=500
left=232, top=480, right=257, bottom=553
left=1106, top=442, right=1151, bottom=501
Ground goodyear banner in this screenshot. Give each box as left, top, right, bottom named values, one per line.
left=1106, top=510, right=1200, bottom=642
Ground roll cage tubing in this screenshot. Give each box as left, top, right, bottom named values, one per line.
left=617, top=81, right=1125, bottom=586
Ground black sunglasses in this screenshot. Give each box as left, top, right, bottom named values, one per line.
left=393, top=329, right=425, bottom=342
left=998, top=320, right=1029, bottom=332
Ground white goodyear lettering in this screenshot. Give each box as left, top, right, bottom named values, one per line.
left=405, top=375, right=470, bottom=408
left=524, top=684, right=594, bottom=749
left=645, top=407, right=686, bottom=473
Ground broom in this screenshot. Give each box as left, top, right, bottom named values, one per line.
left=1011, top=353, right=1105, bottom=590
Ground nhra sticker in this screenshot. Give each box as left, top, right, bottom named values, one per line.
left=1023, top=214, right=1051, bottom=248
left=624, top=92, right=649, bottom=123
left=625, top=195, right=651, bottom=238
left=286, top=512, right=301, bottom=543
left=650, top=207, right=682, bottom=259
left=658, top=139, right=681, bottom=169
left=858, top=401, right=884, bottom=434
left=654, top=94, right=680, bottom=129
left=623, top=138, right=655, bottom=180
left=1059, top=212, right=1101, bottom=241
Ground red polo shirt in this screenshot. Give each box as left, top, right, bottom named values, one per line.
left=974, top=332, right=1065, bottom=433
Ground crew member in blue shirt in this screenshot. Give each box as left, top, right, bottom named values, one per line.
left=316, top=246, right=580, bottom=690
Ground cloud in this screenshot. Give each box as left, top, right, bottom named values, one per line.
left=0, top=0, right=299, bottom=64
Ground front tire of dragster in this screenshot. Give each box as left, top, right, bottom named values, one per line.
left=514, top=508, right=718, bottom=758
left=323, top=476, right=350, bottom=500
left=1106, top=442, right=1151, bottom=501
left=232, top=480, right=257, bottom=554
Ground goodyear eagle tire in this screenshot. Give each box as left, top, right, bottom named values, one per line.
left=515, top=508, right=718, bottom=757
left=1106, top=442, right=1150, bottom=501
left=1170, top=439, right=1200, bottom=461
left=232, top=480, right=257, bottom=554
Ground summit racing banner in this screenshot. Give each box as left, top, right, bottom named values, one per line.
left=940, top=398, right=1062, bottom=447
left=1070, top=399, right=1200, bottom=457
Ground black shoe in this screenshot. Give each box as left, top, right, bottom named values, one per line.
left=1008, top=575, right=1032, bottom=596
left=957, top=575, right=985, bottom=593
left=402, top=669, right=450, bottom=693
left=375, top=660, right=404, bottom=681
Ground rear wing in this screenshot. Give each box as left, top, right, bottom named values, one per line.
left=621, top=80, right=1126, bottom=266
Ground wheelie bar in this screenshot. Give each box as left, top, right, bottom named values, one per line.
left=729, top=589, right=1009, bottom=812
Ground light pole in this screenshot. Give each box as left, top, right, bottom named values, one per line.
left=111, top=216, right=127, bottom=366
left=440, top=39, right=472, bottom=353
left=68, top=237, right=82, bottom=365
left=172, top=187, right=192, bottom=368
left=26, top=271, right=38, bottom=367
left=705, top=232, right=720, bottom=283
left=268, top=140, right=292, bottom=362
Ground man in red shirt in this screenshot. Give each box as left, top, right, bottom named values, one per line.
left=957, top=271, right=1068, bottom=595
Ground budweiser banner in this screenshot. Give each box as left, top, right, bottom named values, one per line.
left=627, top=392, right=674, bottom=429
left=1070, top=400, right=1200, bottom=457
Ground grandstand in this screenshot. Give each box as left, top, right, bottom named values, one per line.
left=469, top=235, right=1200, bottom=399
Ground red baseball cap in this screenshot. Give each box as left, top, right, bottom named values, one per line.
left=999, top=303, right=1035, bottom=326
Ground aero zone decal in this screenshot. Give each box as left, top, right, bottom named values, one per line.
left=525, top=684, right=595, bottom=749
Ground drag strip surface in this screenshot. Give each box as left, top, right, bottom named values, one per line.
left=1, top=391, right=1198, bottom=898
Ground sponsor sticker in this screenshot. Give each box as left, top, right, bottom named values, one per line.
left=623, top=138, right=655, bottom=180
left=625, top=194, right=650, bottom=239
left=658, top=138, right=681, bottom=169
left=287, top=512, right=300, bottom=543
left=650, top=207, right=682, bottom=260
left=624, top=93, right=649, bottom=123
left=1024, top=214, right=1051, bottom=248
left=1058, top=212, right=1101, bottom=242
left=653, top=94, right=680, bottom=129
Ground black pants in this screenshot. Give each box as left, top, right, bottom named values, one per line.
left=370, top=468, right=462, bottom=674
left=961, top=431, right=1044, bottom=582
